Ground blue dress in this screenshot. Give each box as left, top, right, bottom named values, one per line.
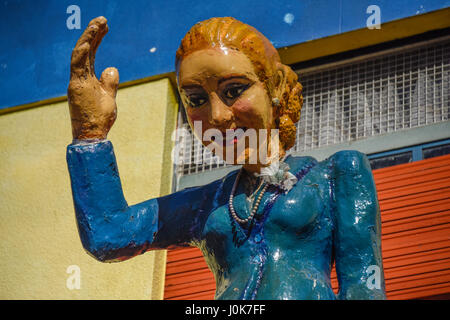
left=67, top=140, right=386, bottom=299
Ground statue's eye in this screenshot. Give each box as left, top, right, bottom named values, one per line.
left=223, top=83, right=250, bottom=100
left=187, top=94, right=208, bottom=108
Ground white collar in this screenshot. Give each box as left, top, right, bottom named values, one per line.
left=253, top=156, right=298, bottom=194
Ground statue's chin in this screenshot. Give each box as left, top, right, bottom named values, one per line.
left=214, top=146, right=270, bottom=168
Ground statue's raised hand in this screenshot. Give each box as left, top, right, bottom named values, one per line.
left=68, top=16, right=119, bottom=140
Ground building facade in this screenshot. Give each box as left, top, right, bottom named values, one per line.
left=0, top=0, right=449, bottom=299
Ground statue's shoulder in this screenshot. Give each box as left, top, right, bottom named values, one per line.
left=285, top=154, right=319, bottom=177
left=325, top=150, right=371, bottom=174
left=285, top=150, right=371, bottom=181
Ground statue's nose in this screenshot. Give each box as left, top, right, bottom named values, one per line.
left=208, top=92, right=233, bottom=128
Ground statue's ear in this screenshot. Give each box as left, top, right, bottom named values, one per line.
left=272, top=62, right=288, bottom=103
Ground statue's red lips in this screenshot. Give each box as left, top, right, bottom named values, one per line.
left=222, top=127, right=247, bottom=147
left=209, top=127, right=248, bottom=147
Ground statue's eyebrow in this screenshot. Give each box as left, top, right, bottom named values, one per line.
left=180, top=74, right=252, bottom=91
left=180, top=84, right=204, bottom=91
left=218, top=75, right=250, bottom=86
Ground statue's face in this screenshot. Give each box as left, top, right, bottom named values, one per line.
left=178, top=48, right=276, bottom=165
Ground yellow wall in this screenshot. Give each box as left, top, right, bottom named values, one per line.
left=0, top=78, right=178, bottom=299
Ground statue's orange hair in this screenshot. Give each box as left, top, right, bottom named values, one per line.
left=176, top=17, right=303, bottom=151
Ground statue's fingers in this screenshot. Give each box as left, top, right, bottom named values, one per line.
left=91, top=20, right=108, bottom=58
left=75, top=16, right=107, bottom=46
left=100, top=67, right=119, bottom=97
left=70, top=42, right=90, bottom=79
left=71, top=17, right=107, bottom=77
left=70, top=25, right=99, bottom=79
left=74, top=22, right=98, bottom=48
left=88, top=17, right=108, bottom=76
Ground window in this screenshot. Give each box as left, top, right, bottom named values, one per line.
left=369, top=151, right=413, bottom=170
left=368, top=139, right=450, bottom=170
left=423, top=143, right=450, bottom=159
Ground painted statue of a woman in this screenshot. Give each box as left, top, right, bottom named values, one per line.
left=67, top=16, right=386, bottom=300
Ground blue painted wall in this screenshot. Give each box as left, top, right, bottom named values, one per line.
left=0, top=0, right=448, bottom=110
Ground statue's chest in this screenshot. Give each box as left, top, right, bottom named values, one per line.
left=265, top=180, right=325, bottom=236
left=201, top=177, right=326, bottom=254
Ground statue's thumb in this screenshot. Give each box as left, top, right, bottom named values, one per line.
left=100, top=67, right=119, bottom=97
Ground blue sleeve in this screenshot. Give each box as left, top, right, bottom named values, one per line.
left=66, top=140, right=213, bottom=262
left=330, top=150, right=386, bottom=300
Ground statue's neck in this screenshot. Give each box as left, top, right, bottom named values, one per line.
left=242, top=146, right=286, bottom=175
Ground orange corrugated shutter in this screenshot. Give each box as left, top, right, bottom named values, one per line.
left=164, top=154, right=450, bottom=300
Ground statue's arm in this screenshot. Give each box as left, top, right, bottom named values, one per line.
left=67, top=140, right=210, bottom=262
left=330, top=150, right=386, bottom=299
left=66, top=17, right=212, bottom=263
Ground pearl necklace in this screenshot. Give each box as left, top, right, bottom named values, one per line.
left=228, top=169, right=269, bottom=225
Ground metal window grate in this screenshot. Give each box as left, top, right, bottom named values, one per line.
left=174, top=37, right=450, bottom=177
